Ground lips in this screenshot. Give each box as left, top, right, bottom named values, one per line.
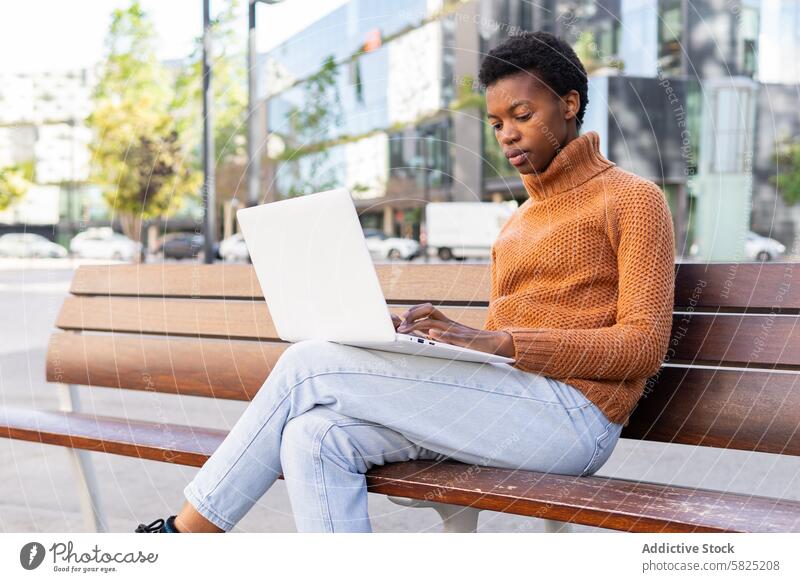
left=505, top=148, right=529, bottom=167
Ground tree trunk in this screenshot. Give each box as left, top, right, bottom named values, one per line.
left=119, top=212, right=144, bottom=264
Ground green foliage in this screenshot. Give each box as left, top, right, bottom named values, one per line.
left=449, top=75, right=484, bottom=111
left=287, top=55, right=343, bottom=145
left=93, top=2, right=169, bottom=108
left=772, top=139, right=800, bottom=206
left=572, top=31, right=624, bottom=73
left=171, top=0, right=247, bottom=167
left=86, top=1, right=199, bottom=240
left=88, top=100, right=199, bottom=218
left=282, top=55, right=344, bottom=197
left=0, top=164, right=33, bottom=211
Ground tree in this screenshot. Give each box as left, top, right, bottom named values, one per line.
left=0, top=163, right=33, bottom=212
left=772, top=139, right=800, bottom=207
left=282, top=55, right=344, bottom=197
left=86, top=1, right=199, bottom=257
left=572, top=31, right=624, bottom=74
left=172, top=0, right=248, bottom=196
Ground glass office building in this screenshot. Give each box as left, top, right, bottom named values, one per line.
left=258, top=0, right=800, bottom=256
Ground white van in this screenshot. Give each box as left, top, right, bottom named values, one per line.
left=425, top=202, right=516, bottom=260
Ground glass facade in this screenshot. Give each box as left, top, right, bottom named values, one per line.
left=619, top=0, right=658, bottom=77
left=255, top=0, right=799, bottom=256
left=657, top=0, right=683, bottom=76
left=740, top=4, right=759, bottom=77
left=262, top=0, right=455, bottom=203
left=389, top=119, right=452, bottom=190
left=757, top=0, right=800, bottom=83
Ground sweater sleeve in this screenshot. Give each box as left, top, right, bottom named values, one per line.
left=504, top=182, right=675, bottom=380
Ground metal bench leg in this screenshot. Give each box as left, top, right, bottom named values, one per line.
left=387, top=496, right=480, bottom=532
left=542, top=518, right=572, bottom=533
left=57, top=383, right=108, bottom=532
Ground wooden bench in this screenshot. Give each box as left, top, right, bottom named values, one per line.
left=2, top=261, right=799, bottom=533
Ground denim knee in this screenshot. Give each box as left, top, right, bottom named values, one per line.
left=280, top=410, right=369, bottom=478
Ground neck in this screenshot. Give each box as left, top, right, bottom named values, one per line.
left=521, top=131, right=614, bottom=202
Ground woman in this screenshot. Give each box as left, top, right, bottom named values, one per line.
left=136, top=31, right=675, bottom=533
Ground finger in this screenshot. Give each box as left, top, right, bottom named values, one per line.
left=400, top=303, right=432, bottom=324
left=390, top=314, right=403, bottom=329
left=400, top=302, right=442, bottom=324
left=428, top=328, right=470, bottom=348
left=397, top=319, right=451, bottom=336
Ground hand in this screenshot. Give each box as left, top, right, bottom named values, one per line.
left=396, top=303, right=515, bottom=358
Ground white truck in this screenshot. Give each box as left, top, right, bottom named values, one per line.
left=424, top=202, right=516, bottom=261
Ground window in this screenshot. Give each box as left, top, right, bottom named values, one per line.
left=710, top=86, right=753, bottom=174
left=389, top=131, right=412, bottom=180
left=740, top=6, right=759, bottom=77
left=415, top=121, right=452, bottom=189
left=658, top=0, right=683, bottom=75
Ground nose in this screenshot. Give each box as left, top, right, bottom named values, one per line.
left=497, top=124, right=521, bottom=146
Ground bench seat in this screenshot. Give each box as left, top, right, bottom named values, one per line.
left=3, top=406, right=798, bottom=533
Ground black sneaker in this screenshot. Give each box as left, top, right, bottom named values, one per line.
left=135, top=515, right=179, bottom=533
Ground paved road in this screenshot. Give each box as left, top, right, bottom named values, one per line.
left=1, top=258, right=798, bottom=533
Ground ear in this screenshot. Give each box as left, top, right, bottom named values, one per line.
left=561, top=89, right=580, bottom=122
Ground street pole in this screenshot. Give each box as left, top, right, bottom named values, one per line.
left=421, top=134, right=431, bottom=263
left=247, top=1, right=284, bottom=208
left=247, top=0, right=260, bottom=208
left=202, top=0, right=216, bottom=264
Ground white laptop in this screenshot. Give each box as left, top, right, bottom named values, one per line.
left=236, top=188, right=514, bottom=365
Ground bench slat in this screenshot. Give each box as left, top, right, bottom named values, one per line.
left=2, top=406, right=797, bottom=533
left=54, top=296, right=488, bottom=341
left=46, top=333, right=800, bottom=456
left=373, top=460, right=800, bottom=533
left=665, top=311, right=800, bottom=368
left=0, top=407, right=223, bottom=466
left=624, top=366, right=800, bottom=456
left=46, top=332, right=282, bottom=400
left=54, top=297, right=800, bottom=368
left=69, top=264, right=493, bottom=304
left=674, top=261, right=799, bottom=311
left=67, top=262, right=800, bottom=310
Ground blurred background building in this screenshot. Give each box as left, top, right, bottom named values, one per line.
left=257, top=0, right=800, bottom=260
left=1, top=0, right=799, bottom=260
left=0, top=69, right=99, bottom=246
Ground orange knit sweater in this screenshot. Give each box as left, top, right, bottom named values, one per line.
left=483, top=131, right=675, bottom=426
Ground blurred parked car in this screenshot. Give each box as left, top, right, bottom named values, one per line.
left=689, top=231, right=786, bottom=261
left=0, top=233, right=68, bottom=258
left=363, top=228, right=419, bottom=260
left=219, top=232, right=250, bottom=262
left=746, top=231, right=786, bottom=261
left=157, top=233, right=220, bottom=260
left=70, top=227, right=141, bottom=261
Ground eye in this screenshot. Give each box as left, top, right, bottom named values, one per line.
left=491, top=123, right=502, bottom=131
left=515, top=112, right=532, bottom=121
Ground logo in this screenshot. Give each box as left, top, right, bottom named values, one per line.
left=20, top=542, right=46, bottom=570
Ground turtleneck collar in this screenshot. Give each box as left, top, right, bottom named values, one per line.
left=520, top=131, right=615, bottom=202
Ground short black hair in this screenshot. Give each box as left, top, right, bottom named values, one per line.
left=478, top=31, right=588, bottom=128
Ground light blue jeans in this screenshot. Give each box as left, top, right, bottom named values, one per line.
left=183, top=339, right=623, bottom=532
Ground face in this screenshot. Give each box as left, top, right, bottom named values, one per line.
left=485, top=71, right=580, bottom=175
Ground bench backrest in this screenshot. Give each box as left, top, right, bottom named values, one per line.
left=46, top=262, right=800, bottom=457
